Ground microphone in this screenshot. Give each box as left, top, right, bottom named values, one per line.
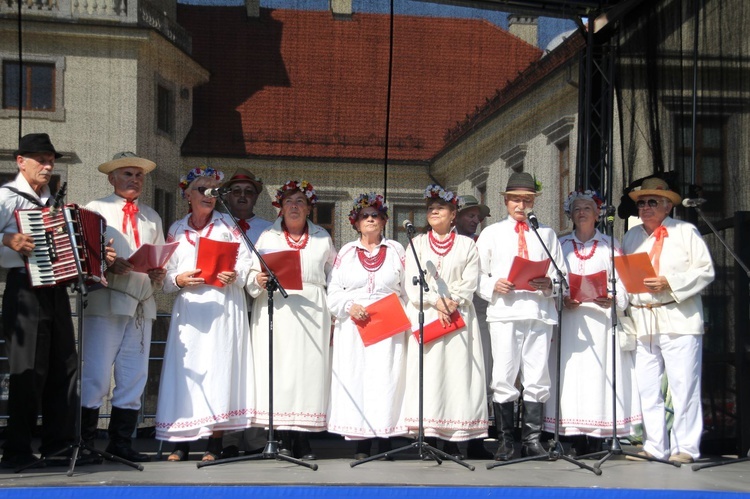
left=682, top=198, right=707, bottom=208
left=402, top=219, right=416, bottom=233
left=50, top=182, right=67, bottom=215
left=197, top=186, right=232, bottom=198
left=526, top=211, right=539, bottom=230
left=604, top=205, right=616, bottom=224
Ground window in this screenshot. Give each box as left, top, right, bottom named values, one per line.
left=312, top=202, right=334, bottom=238
left=393, top=204, right=427, bottom=249
left=2, top=61, right=54, bottom=111
left=674, top=116, right=726, bottom=217
left=0, top=55, right=65, bottom=121
left=156, top=84, right=174, bottom=136
left=154, top=187, right=175, bottom=237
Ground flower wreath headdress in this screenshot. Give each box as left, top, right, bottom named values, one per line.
left=563, top=189, right=606, bottom=216
left=179, top=166, right=225, bottom=198
left=348, top=193, right=389, bottom=226
left=273, top=179, right=318, bottom=208
left=423, top=184, right=464, bottom=209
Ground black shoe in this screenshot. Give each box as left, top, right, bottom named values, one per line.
left=105, top=442, right=151, bottom=463
left=353, top=452, right=369, bottom=460
left=220, top=445, right=240, bottom=459
left=0, top=453, right=43, bottom=469
left=521, top=441, right=546, bottom=457
left=442, top=441, right=464, bottom=460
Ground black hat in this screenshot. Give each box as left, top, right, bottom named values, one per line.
left=14, top=133, right=62, bottom=159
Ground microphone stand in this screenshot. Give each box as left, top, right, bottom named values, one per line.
left=582, top=211, right=680, bottom=469
left=687, top=205, right=750, bottom=471
left=351, top=223, right=474, bottom=471
left=197, top=195, right=317, bottom=471
left=488, top=217, right=599, bottom=474
left=16, top=199, right=143, bottom=474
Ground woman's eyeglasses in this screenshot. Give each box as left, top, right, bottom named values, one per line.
left=359, top=213, right=381, bottom=220
left=636, top=199, right=662, bottom=209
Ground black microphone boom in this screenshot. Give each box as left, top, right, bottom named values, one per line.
left=402, top=219, right=416, bottom=233
left=197, top=186, right=232, bottom=198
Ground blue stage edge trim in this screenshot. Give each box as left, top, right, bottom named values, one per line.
left=2, top=487, right=749, bottom=499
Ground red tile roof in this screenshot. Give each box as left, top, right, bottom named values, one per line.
left=178, top=6, right=541, bottom=162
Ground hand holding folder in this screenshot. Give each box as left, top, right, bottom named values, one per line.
left=507, top=256, right=551, bottom=291
left=356, top=293, right=411, bottom=347
left=569, top=270, right=608, bottom=302
left=412, top=310, right=466, bottom=344
left=259, top=249, right=303, bottom=290
left=127, top=242, right=179, bottom=273
left=614, top=253, right=656, bottom=294
left=194, top=237, right=240, bottom=287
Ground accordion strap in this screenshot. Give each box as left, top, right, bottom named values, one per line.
left=1, top=185, right=44, bottom=207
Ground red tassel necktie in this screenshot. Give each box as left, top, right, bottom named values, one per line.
left=122, top=200, right=141, bottom=247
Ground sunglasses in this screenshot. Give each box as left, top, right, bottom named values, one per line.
left=359, top=212, right=381, bottom=220
left=636, top=199, right=662, bottom=209
left=230, top=188, right=257, bottom=197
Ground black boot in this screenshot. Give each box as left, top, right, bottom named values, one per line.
left=520, top=401, right=546, bottom=457
left=80, top=407, right=104, bottom=464
left=466, top=438, right=493, bottom=460
left=493, top=402, right=515, bottom=461
left=442, top=440, right=464, bottom=459
left=105, top=407, right=150, bottom=462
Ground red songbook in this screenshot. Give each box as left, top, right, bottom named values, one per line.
left=259, top=249, right=303, bottom=291
left=194, top=237, right=240, bottom=288
left=614, top=253, right=656, bottom=294
left=127, top=242, right=179, bottom=273
left=569, top=270, right=608, bottom=302
left=412, top=310, right=466, bottom=344
left=356, top=293, right=412, bottom=347
left=507, top=256, right=551, bottom=291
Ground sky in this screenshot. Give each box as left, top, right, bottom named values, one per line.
left=176, top=0, right=579, bottom=50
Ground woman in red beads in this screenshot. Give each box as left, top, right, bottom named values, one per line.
left=247, top=180, right=336, bottom=460
left=542, top=190, right=640, bottom=456
left=401, top=185, right=489, bottom=459
left=156, top=167, right=255, bottom=462
left=326, top=193, right=409, bottom=460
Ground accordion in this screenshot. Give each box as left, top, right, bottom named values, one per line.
left=15, top=204, right=107, bottom=288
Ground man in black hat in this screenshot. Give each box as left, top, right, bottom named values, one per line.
left=475, top=172, right=566, bottom=461
left=0, top=133, right=78, bottom=468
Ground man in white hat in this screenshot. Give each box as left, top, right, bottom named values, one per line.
left=475, top=172, right=566, bottom=461
left=80, top=152, right=167, bottom=462
left=622, top=177, right=714, bottom=464
left=455, top=195, right=490, bottom=241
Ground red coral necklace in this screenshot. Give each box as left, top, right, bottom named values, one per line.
left=283, top=222, right=309, bottom=250
left=572, top=240, right=598, bottom=261
left=428, top=230, right=455, bottom=256
left=357, top=245, right=387, bottom=273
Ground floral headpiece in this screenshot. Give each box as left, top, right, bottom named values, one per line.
left=563, top=189, right=606, bottom=215
left=273, top=179, right=318, bottom=208
left=348, top=193, right=389, bottom=226
left=179, top=166, right=225, bottom=198
left=424, top=184, right=464, bottom=209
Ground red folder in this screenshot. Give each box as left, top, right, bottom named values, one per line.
left=259, top=249, right=303, bottom=291
left=614, top=253, right=656, bottom=294
left=356, top=293, right=412, bottom=347
left=194, top=237, right=240, bottom=287
left=569, top=270, right=608, bottom=302
left=507, top=256, right=551, bottom=291
left=411, top=310, right=466, bottom=344
left=127, top=242, right=179, bottom=273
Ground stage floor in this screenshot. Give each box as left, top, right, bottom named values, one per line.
left=0, top=436, right=748, bottom=497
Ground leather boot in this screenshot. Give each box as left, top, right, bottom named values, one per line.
left=80, top=407, right=104, bottom=464
left=520, top=401, right=546, bottom=457
left=493, top=402, right=515, bottom=461
left=105, top=407, right=150, bottom=462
